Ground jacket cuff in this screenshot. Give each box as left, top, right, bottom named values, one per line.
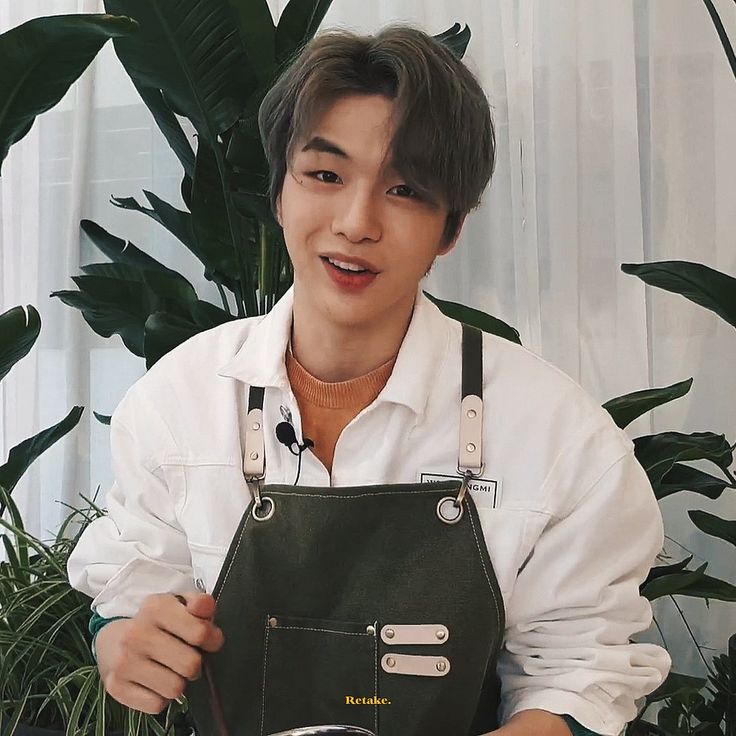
left=89, top=611, right=131, bottom=662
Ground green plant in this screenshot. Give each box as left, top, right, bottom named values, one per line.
left=46, top=0, right=489, bottom=368
left=0, top=486, right=192, bottom=736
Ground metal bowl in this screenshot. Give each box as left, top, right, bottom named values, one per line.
left=266, top=727, right=376, bottom=736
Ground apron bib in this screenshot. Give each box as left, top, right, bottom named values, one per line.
left=184, top=324, right=506, bottom=736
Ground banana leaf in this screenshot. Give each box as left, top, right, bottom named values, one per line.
left=622, top=261, right=736, bottom=329
left=688, top=510, right=736, bottom=548
left=103, top=0, right=257, bottom=147
left=0, top=407, right=84, bottom=500
left=0, top=14, right=137, bottom=174
left=0, top=306, right=41, bottom=383
left=424, top=292, right=522, bottom=344
left=634, top=431, right=734, bottom=489
left=656, top=463, right=731, bottom=501
left=603, top=379, right=693, bottom=429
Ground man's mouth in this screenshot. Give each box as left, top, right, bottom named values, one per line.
left=320, top=256, right=377, bottom=274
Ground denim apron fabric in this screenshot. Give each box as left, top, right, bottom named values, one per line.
left=184, top=324, right=506, bottom=736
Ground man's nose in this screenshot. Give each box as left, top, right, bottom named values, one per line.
left=332, top=189, right=382, bottom=243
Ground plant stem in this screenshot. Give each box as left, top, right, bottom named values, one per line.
left=210, top=138, right=254, bottom=316
left=215, top=283, right=232, bottom=316
left=669, top=595, right=713, bottom=676
left=702, top=0, right=736, bottom=81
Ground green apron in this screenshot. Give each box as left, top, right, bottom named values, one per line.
left=184, top=324, right=506, bottom=736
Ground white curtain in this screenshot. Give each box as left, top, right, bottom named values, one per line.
left=1, top=0, right=734, bottom=683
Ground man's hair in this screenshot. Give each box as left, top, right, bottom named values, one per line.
left=258, top=24, right=496, bottom=246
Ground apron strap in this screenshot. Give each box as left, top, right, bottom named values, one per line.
left=244, top=385, right=265, bottom=480
left=244, top=323, right=484, bottom=480
left=459, top=323, right=484, bottom=475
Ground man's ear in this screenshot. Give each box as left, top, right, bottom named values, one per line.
left=437, top=214, right=467, bottom=256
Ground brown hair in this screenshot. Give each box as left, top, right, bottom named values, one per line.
left=258, top=23, right=496, bottom=246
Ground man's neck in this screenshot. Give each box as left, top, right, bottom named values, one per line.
left=290, top=293, right=415, bottom=383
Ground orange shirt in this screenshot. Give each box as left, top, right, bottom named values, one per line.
left=285, top=345, right=397, bottom=474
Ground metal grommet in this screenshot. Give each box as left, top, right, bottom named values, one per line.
left=436, top=661, right=446, bottom=672
left=436, top=629, right=446, bottom=640
left=467, top=409, right=477, bottom=418
left=466, top=442, right=476, bottom=453
left=385, top=628, right=395, bottom=639
left=249, top=451, right=259, bottom=460
left=386, top=656, right=396, bottom=668
left=437, top=496, right=464, bottom=524
left=252, top=496, right=275, bottom=521
left=252, top=422, right=261, bottom=431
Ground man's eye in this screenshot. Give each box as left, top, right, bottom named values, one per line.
left=391, top=184, right=418, bottom=198
left=309, top=170, right=341, bottom=184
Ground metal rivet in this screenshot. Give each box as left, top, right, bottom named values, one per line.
left=466, top=443, right=476, bottom=453
left=366, top=625, right=375, bottom=635
left=436, top=629, right=446, bottom=640
left=268, top=617, right=278, bottom=628
left=467, top=409, right=477, bottom=418
left=436, top=661, right=446, bottom=672
left=252, top=422, right=261, bottom=431
left=385, top=628, right=395, bottom=639
left=386, top=657, right=395, bottom=668
left=250, top=451, right=259, bottom=460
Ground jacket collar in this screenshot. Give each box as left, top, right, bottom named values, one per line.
left=217, top=284, right=451, bottom=419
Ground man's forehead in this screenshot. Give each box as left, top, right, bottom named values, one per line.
left=297, top=134, right=399, bottom=172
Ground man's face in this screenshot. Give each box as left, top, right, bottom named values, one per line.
left=277, top=93, right=462, bottom=331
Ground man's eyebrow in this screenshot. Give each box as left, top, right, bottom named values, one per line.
left=300, top=136, right=351, bottom=160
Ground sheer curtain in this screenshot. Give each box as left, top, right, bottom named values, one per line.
left=1, top=0, right=734, bottom=680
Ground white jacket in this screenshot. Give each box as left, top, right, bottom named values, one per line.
left=67, top=285, right=670, bottom=735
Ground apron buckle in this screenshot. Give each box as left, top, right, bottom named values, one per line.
left=248, top=476, right=275, bottom=521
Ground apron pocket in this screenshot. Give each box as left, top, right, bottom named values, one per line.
left=260, top=613, right=379, bottom=736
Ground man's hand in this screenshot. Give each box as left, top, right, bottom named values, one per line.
left=480, top=709, right=573, bottom=735
left=95, top=591, right=225, bottom=714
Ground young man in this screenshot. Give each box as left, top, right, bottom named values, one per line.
left=67, top=24, right=670, bottom=736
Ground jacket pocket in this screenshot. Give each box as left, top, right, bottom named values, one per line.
left=260, top=613, right=379, bottom=736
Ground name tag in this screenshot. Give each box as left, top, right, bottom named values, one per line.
left=419, top=472, right=501, bottom=509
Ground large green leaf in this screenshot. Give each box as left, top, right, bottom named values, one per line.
left=103, top=0, right=257, bottom=147
left=80, top=218, right=180, bottom=276
left=143, top=311, right=204, bottom=368
left=0, top=407, right=84, bottom=499
left=621, top=261, right=736, bottom=329
left=192, top=141, right=255, bottom=310
left=0, top=305, right=41, bottom=383
left=641, top=564, right=736, bottom=602
left=657, top=463, right=731, bottom=501
left=275, top=0, right=334, bottom=65
left=602, top=379, right=693, bottom=429
left=641, top=562, right=708, bottom=600
left=634, top=431, right=734, bottom=488
left=433, top=23, right=472, bottom=59
left=130, top=81, right=195, bottom=177
left=645, top=672, right=708, bottom=704
left=424, top=292, right=522, bottom=344
left=0, top=14, right=137, bottom=174
left=52, top=270, right=197, bottom=356
left=640, top=556, right=693, bottom=591
left=226, top=0, right=276, bottom=86
left=79, top=263, right=198, bottom=303
left=688, top=510, right=736, bottom=548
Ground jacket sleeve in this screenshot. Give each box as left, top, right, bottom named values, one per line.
left=66, top=393, right=195, bottom=619
left=496, top=438, right=671, bottom=736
